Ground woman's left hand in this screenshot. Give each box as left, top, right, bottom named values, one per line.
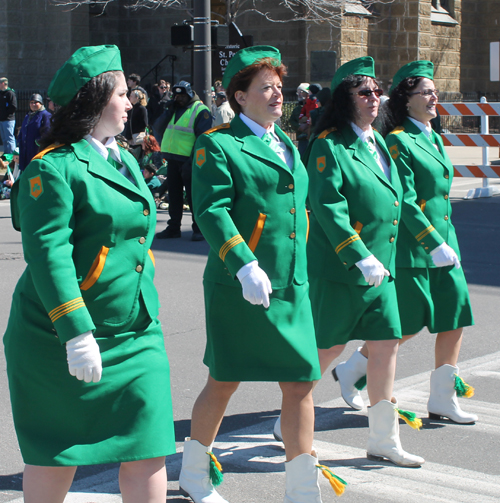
left=66, top=332, right=103, bottom=383
left=430, top=243, right=461, bottom=269
left=237, top=260, right=273, bottom=308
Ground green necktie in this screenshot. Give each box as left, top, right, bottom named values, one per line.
left=107, top=148, right=122, bottom=170
left=262, top=132, right=280, bottom=153
left=365, top=137, right=378, bottom=162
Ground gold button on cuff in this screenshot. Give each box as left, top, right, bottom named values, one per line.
left=288, top=183, right=294, bottom=190
left=444, top=194, right=449, bottom=200
left=290, top=208, right=296, bottom=214
left=393, top=219, right=398, bottom=225
left=425, top=247, right=429, bottom=250
left=421, top=242, right=425, bottom=245
left=444, top=174, right=449, bottom=179
left=290, top=232, right=296, bottom=239
left=389, top=237, right=395, bottom=243
left=444, top=215, right=449, bottom=221
left=139, top=237, right=146, bottom=244
left=143, top=209, right=150, bottom=216
left=136, top=265, right=143, bottom=272
left=394, top=201, right=399, bottom=207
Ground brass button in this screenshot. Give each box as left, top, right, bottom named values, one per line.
left=444, top=194, right=449, bottom=200
left=421, top=242, right=425, bottom=245
left=290, top=232, right=296, bottom=239
left=393, top=219, right=398, bottom=226
left=394, top=201, right=399, bottom=207
left=444, top=174, right=449, bottom=179
left=288, top=183, right=294, bottom=190
left=389, top=237, right=395, bottom=243
left=343, top=262, right=347, bottom=265
left=143, top=209, right=150, bottom=216
left=290, top=208, right=296, bottom=214
left=444, top=215, right=449, bottom=221
left=425, top=247, right=429, bottom=250
left=139, top=237, right=146, bottom=244
left=136, top=265, right=143, bottom=272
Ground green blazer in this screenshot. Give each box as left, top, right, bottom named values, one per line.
left=385, top=118, right=459, bottom=268
left=8, top=139, right=159, bottom=343
left=306, top=125, right=403, bottom=286
left=192, top=114, right=309, bottom=289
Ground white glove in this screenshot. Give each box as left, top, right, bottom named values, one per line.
left=66, top=331, right=102, bottom=383
left=355, top=255, right=390, bottom=288
left=430, top=243, right=461, bottom=269
left=237, top=260, right=273, bottom=308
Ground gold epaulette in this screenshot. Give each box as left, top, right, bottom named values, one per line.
left=32, top=143, right=65, bottom=160
left=318, top=127, right=337, bottom=139
left=388, top=126, right=405, bottom=135
left=204, top=123, right=231, bottom=135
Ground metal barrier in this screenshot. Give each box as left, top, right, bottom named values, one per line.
left=437, top=99, right=500, bottom=199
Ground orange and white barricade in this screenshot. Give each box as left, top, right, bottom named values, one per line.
left=437, top=98, right=500, bottom=199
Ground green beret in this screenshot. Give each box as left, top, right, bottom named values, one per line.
left=48, top=45, right=123, bottom=106
left=222, top=45, right=281, bottom=89
left=331, top=56, right=376, bottom=93
left=390, top=60, right=434, bottom=93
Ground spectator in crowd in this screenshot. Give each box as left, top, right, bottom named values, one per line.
left=213, top=91, right=234, bottom=126
left=142, top=162, right=162, bottom=194
left=289, top=83, right=310, bottom=156
left=17, top=93, right=52, bottom=171
left=153, top=80, right=212, bottom=241
left=0, top=77, right=17, bottom=154
left=309, top=87, right=331, bottom=139
left=127, top=72, right=148, bottom=99
left=140, top=132, right=163, bottom=171
left=148, top=80, right=171, bottom=139
left=126, top=88, right=148, bottom=146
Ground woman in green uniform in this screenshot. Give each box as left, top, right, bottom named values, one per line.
left=3, top=45, right=175, bottom=502
left=334, top=61, right=476, bottom=424
left=301, top=57, right=423, bottom=467
left=179, top=46, right=344, bottom=503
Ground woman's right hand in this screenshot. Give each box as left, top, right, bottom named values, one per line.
left=237, top=260, right=273, bottom=308
left=66, top=332, right=102, bottom=383
left=355, top=255, right=390, bottom=287
left=430, top=243, right=461, bottom=269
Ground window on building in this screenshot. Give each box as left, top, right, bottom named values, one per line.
left=431, top=0, right=458, bottom=25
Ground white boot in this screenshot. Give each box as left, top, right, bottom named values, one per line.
left=427, top=364, right=478, bottom=424
left=332, top=347, right=367, bottom=410
left=284, top=451, right=322, bottom=503
left=179, top=437, right=229, bottom=503
left=273, top=414, right=283, bottom=442
left=367, top=400, right=425, bottom=467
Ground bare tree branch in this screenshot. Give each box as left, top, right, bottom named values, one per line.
left=51, top=0, right=395, bottom=28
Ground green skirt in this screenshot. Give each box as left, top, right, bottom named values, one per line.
left=309, top=276, right=402, bottom=349
left=395, top=266, right=474, bottom=335
left=203, top=280, right=321, bottom=382
left=4, top=293, right=176, bottom=466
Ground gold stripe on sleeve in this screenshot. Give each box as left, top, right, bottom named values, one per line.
left=335, top=234, right=361, bottom=255
left=415, top=225, right=435, bottom=242
left=219, top=235, right=244, bottom=261
left=48, top=297, right=86, bottom=323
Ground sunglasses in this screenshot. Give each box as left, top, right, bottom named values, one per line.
left=409, top=89, right=439, bottom=97
left=350, top=89, right=384, bottom=98
left=160, top=86, right=167, bottom=89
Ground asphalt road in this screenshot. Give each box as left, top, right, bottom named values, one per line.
left=0, top=165, right=499, bottom=502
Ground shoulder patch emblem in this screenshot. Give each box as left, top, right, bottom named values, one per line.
left=389, top=126, right=405, bottom=136
left=318, top=127, right=337, bottom=139
left=203, top=123, right=231, bottom=135
left=203, top=111, right=210, bottom=119
left=196, top=148, right=206, bottom=167
left=317, top=156, right=326, bottom=173
left=29, top=175, right=43, bottom=199
left=389, top=144, right=399, bottom=160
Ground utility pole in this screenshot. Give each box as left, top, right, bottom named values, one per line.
left=193, top=0, right=212, bottom=107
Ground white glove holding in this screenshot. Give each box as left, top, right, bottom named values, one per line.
left=66, top=331, right=102, bottom=383
left=430, top=243, right=461, bottom=269
left=355, top=254, right=390, bottom=288
left=237, top=260, right=273, bottom=308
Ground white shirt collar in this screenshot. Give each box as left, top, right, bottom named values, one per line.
left=408, top=116, right=433, bottom=138
left=350, top=122, right=375, bottom=144
left=239, top=113, right=278, bottom=140
left=85, top=135, right=122, bottom=161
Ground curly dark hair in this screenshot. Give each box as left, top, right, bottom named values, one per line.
left=39, top=71, right=122, bottom=150
left=226, top=58, right=287, bottom=115
left=388, top=76, right=423, bottom=127
left=314, top=75, right=380, bottom=136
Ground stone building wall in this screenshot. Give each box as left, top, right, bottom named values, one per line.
left=461, top=0, right=500, bottom=96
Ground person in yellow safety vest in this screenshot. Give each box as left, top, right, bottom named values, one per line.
left=153, top=80, right=213, bottom=241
